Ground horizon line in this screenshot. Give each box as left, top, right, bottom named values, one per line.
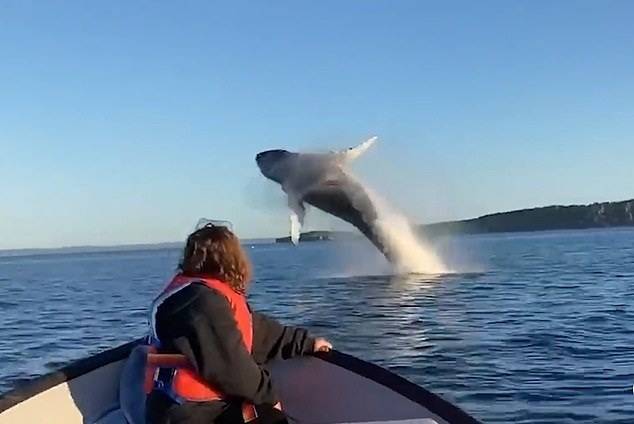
left=2, top=197, right=631, bottom=252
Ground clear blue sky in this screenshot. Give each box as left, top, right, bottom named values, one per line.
left=1, top=1, right=633, bottom=249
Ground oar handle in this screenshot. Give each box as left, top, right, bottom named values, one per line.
left=147, top=353, right=191, bottom=369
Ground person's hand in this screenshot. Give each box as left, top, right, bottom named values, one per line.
left=313, top=337, right=332, bottom=353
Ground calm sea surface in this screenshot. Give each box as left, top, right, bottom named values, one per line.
left=1, top=228, right=633, bottom=423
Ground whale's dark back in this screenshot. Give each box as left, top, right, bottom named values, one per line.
left=303, top=181, right=394, bottom=262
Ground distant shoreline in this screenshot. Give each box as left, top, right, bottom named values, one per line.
left=0, top=239, right=274, bottom=257
left=422, top=198, right=633, bottom=236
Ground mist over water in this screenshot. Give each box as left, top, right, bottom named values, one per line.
left=342, top=168, right=448, bottom=275
left=363, top=186, right=448, bottom=274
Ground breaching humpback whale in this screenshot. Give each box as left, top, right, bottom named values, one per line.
left=255, top=137, right=396, bottom=263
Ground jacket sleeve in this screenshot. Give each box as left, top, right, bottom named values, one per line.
left=155, top=285, right=279, bottom=405
left=251, top=311, right=315, bottom=364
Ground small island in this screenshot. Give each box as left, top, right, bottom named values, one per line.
left=275, top=198, right=634, bottom=242
left=275, top=231, right=358, bottom=243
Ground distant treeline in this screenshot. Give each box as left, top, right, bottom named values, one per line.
left=422, top=199, right=634, bottom=236
left=276, top=198, right=634, bottom=242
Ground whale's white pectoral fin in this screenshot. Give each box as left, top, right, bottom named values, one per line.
left=287, top=194, right=306, bottom=246
left=340, top=136, right=378, bottom=162
left=289, top=212, right=301, bottom=245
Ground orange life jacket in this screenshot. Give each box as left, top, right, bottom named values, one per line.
left=147, top=274, right=253, bottom=402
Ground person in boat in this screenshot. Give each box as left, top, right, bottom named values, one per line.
left=146, top=222, right=332, bottom=424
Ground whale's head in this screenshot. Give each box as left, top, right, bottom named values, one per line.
left=255, top=149, right=294, bottom=184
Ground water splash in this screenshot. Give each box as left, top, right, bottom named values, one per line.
left=362, top=185, right=448, bottom=274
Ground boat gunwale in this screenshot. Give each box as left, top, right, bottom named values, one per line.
left=0, top=339, right=142, bottom=413
left=0, top=340, right=481, bottom=423
left=318, top=350, right=481, bottom=424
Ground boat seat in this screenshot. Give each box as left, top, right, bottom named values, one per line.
left=118, top=345, right=149, bottom=424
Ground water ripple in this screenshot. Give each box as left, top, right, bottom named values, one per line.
left=1, top=230, right=634, bottom=423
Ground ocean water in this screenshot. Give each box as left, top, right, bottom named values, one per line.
left=1, top=228, right=633, bottom=423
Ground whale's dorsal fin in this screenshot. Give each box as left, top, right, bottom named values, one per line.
left=338, top=136, right=377, bottom=162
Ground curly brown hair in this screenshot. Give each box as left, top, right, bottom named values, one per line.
left=179, top=224, right=252, bottom=294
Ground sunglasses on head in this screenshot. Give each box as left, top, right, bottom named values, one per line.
left=194, top=218, right=234, bottom=232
